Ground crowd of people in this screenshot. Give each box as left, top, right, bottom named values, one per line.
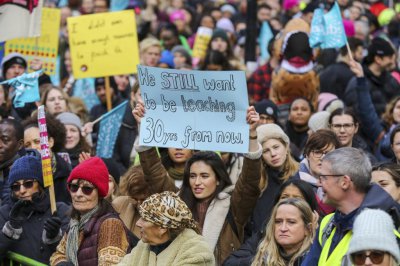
left=0, top=0, right=400, bottom=265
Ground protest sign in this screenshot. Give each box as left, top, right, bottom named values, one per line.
left=192, top=27, right=213, bottom=67
left=96, top=101, right=128, bottom=158
left=5, top=8, right=60, bottom=75
left=138, top=65, right=249, bottom=153
left=0, top=0, right=43, bottom=42
left=67, top=10, right=140, bottom=79
left=0, top=70, right=42, bottom=107
left=5, top=8, right=61, bottom=75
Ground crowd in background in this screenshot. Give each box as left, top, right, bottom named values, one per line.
left=0, top=0, right=400, bottom=265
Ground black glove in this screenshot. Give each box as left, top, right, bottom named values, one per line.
left=43, top=212, right=62, bottom=239
left=56, top=262, right=74, bottom=266
left=9, top=200, right=32, bottom=229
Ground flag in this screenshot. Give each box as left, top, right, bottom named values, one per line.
left=0, top=70, right=42, bottom=107
left=321, top=2, right=347, bottom=49
left=96, top=101, right=128, bottom=158
left=0, top=0, right=43, bottom=42
left=309, top=8, right=324, bottom=48
left=259, top=21, right=274, bottom=61
left=110, top=0, right=129, bottom=11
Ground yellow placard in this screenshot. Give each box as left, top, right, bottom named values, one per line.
left=192, top=27, right=213, bottom=60
left=42, top=158, right=53, bottom=187
left=5, top=8, right=61, bottom=76
left=67, top=10, right=140, bottom=79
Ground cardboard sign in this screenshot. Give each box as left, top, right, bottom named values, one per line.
left=138, top=65, right=250, bottom=153
left=67, top=10, right=140, bottom=78
left=5, top=8, right=60, bottom=75
left=38, top=106, right=54, bottom=187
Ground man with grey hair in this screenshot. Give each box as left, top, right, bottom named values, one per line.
left=302, top=147, right=400, bottom=266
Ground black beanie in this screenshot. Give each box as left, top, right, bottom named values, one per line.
left=2, top=55, right=27, bottom=78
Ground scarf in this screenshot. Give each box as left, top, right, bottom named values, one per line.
left=66, top=205, right=99, bottom=266
left=168, top=167, right=184, bottom=181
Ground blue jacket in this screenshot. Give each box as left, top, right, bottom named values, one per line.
left=301, top=184, right=400, bottom=266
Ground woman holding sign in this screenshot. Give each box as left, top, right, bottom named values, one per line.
left=132, top=101, right=262, bottom=264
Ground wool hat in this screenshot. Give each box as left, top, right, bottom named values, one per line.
left=57, top=112, right=82, bottom=131
left=257, top=123, right=290, bottom=146
left=139, top=191, right=199, bottom=231
left=368, top=37, right=395, bottom=58
left=343, top=19, right=355, bottom=37
left=169, top=9, right=186, bottom=23
left=318, top=93, right=338, bottom=112
left=348, top=208, right=400, bottom=263
left=254, top=99, right=278, bottom=122
left=171, top=45, right=192, bottom=64
left=378, top=8, right=396, bottom=26
left=8, top=155, right=43, bottom=187
left=220, top=4, right=236, bottom=15
left=1, top=53, right=27, bottom=79
left=67, top=157, right=109, bottom=197
left=216, top=18, right=235, bottom=34
left=159, top=50, right=175, bottom=68
left=95, top=76, right=118, bottom=92
left=283, top=0, right=299, bottom=11
left=211, top=28, right=229, bottom=42
left=308, top=111, right=331, bottom=132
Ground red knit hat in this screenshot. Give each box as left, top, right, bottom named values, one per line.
left=67, top=157, right=109, bottom=197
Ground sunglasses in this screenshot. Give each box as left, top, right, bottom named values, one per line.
left=351, top=250, right=386, bottom=265
left=67, top=183, right=96, bottom=196
left=11, top=180, right=36, bottom=192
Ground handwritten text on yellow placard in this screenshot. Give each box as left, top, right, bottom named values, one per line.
left=67, top=10, right=140, bottom=79
left=5, top=8, right=61, bottom=75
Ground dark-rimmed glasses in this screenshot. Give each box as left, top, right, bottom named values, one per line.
left=67, top=183, right=96, bottom=196
left=330, top=123, right=355, bottom=131
left=11, top=180, right=36, bottom=192
left=350, top=250, right=386, bottom=265
left=311, top=150, right=331, bottom=159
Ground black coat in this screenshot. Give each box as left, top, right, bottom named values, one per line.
left=319, top=62, right=354, bottom=100
left=0, top=193, right=70, bottom=264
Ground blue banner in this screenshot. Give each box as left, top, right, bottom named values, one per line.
left=137, top=65, right=249, bottom=153
left=96, top=101, right=128, bottom=158
left=259, top=21, right=274, bottom=61
left=321, top=2, right=347, bottom=49
left=110, top=0, right=129, bottom=11
left=0, top=70, right=42, bottom=107
left=309, top=8, right=324, bottom=48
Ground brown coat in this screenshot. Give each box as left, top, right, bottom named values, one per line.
left=113, top=147, right=178, bottom=238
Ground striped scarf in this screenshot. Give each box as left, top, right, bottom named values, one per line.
left=66, top=205, right=99, bottom=266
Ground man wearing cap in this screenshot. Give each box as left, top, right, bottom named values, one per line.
left=345, top=37, right=400, bottom=116
left=254, top=99, right=279, bottom=126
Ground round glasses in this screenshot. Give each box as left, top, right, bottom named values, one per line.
left=350, top=250, right=386, bottom=265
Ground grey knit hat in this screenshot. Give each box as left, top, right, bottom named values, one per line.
left=171, top=45, right=192, bottom=65
left=348, top=208, right=400, bottom=263
left=57, top=112, right=82, bottom=131
left=257, top=124, right=290, bottom=146
left=308, top=111, right=330, bottom=132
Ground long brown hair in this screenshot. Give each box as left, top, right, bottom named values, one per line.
left=382, top=96, right=400, bottom=127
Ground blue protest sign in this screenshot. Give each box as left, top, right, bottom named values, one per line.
left=309, top=8, right=324, bottom=48
left=0, top=70, right=42, bottom=108
left=96, top=101, right=128, bottom=158
left=259, top=22, right=274, bottom=61
left=110, top=0, right=129, bottom=11
left=322, top=2, right=347, bottom=49
left=137, top=65, right=249, bottom=153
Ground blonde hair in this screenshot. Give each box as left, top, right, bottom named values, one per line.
left=382, top=96, right=400, bottom=127
left=251, top=198, right=314, bottom=266
left=259, top=138, right=299, bottom=191
left=139, top=37, right=162, bottom=55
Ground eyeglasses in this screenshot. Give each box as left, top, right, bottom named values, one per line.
left=311, top=150, right=331, bottom=158
left=11, top=180, right=36, bottom=192
left=330, top=123, right=355, bottom=131
left=319, top=174, right=344, bottom=182
left=351, top=250, right=386, bottom=265
left=67, top=183, right=96, bottom=196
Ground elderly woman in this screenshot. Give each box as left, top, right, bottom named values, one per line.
left=118, top=191, right=215, bottom=266
left=50, top=157, right=132, bottom=266
left=0, top=156, right=70, bottom=264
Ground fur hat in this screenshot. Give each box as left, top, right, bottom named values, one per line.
left=8, top=156, right=43, bottom=187
left=257, top=123, right=290, bottom=146
left=348, top=208, right=400, bottom=263
left=308, top=111, right=330, bottom=132
left=67, top=157, right=109, bottom=197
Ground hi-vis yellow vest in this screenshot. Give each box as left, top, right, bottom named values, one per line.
left=317, top=214, right=352, bottom=266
